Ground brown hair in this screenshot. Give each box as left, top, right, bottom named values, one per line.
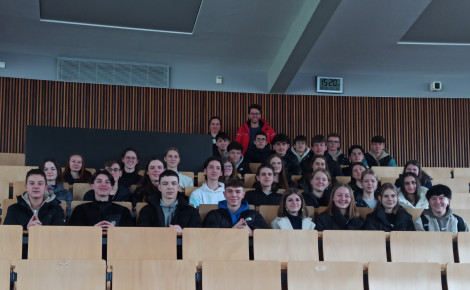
left=62, top=154, right=91, bottom=183
left=277, top=188, right=309, bottom=218
left=377, top=183, right=400, bottom=214
left=267, top=154, right=289, bottom=189
left=326, top=184, right=360, bottom=219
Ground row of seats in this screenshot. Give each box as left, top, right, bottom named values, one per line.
left=1, top=226, right=470, bottom=266
left=3, top=259, right=468, bottom=290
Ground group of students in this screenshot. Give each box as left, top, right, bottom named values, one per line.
left=2, top=103, right=467, bottom=234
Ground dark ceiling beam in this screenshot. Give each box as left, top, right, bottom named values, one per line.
left=268, top=0, right=342, bottom=94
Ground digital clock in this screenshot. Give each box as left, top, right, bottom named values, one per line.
left=316, top=76, right=343, bottom=94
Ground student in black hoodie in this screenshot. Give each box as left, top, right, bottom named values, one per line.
left=137, top=170, right=201, bottom=231
left=69, top=170, right=134, bottom=229
left=364, top=183, right=414, bottom=232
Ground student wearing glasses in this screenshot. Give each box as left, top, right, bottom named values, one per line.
left=324, top=133, right=348, bottom=166
left=83, top=160, right=131, bottom=202
left=120, top=147, right=142, bottom=188
left=245, top=131, right=271, bottom=164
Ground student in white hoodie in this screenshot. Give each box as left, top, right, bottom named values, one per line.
left=189, top=157, right=225, bottom=207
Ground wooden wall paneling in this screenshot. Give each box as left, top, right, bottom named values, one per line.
left=1, top=77, right=470, bottom=167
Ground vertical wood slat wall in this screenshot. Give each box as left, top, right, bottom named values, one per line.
left=0, top=77, right=469, bottom=167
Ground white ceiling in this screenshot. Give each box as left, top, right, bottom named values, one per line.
left=1, top=0, right=469, bottom=94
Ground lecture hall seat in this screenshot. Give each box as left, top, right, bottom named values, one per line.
left=322, top=230, right=387, bottom=265
left=253, top=229, right=319, bottom=266
left=368, top=262, right=441, bottom=290
left=0, top=225, right=22, bottom=266
left=202, top=260, right=281, bottom=290
left=389, top=231, right=454, bottom=265
left=16, top=259, right=106, bottom=290
left=111, top=260, right=197, bottom=290
left=182, top=228, right=249, bottom=264
left=107, top=227, right=177, bottom=267
left=288, top=261, right=363, bottom=290
left=28, top=226, right=102, bottom=260
left=446, top=263, right=470, bottom=290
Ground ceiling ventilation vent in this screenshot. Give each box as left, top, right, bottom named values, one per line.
left=57, top=57, right=169, bottom=88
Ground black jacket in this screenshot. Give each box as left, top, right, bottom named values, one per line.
left=245, top=146, right=271, bottom=164
left=63, top=170, right=92, bottom=185
left=83, top=183, right=132, bottom=202
left=68, top=199, right=134, bottom=226
left=363, top=207, right=415, bottom=232
left=120, top=171, right=142, bottom=188
left=236, top=157, right=252, bottom=176
left=137, top=195, right=201, bottom=228
left=299, top=183, right=331, bottom=208
left=315, top=209, right=364, bottom=231
left=3, top=195, right=65, bottom=229
left=203, top=208, right=268, bottom=230
left=243, top=187, right=282, bottom=207
left=324, top=151, right=349, bottom=166
left=280, top=151, right=302, bottom=180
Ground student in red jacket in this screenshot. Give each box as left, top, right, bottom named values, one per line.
left=235, top=104, right=275, bottom=155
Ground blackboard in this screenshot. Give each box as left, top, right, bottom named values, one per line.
left=25, top=126, right=212, bottom=173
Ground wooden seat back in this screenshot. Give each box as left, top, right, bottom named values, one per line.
left=0, top=165, right=36, bottom=183
left=0, top=225, right=23, bottom=266
left=111, top=260, right=197, bottom=290
left=390, top=231, right=454, bottom=264
left=28, top=226, right=102, bottom=260
left=248, top=163, right=261, bottom=174
left=336, top=176, right=352, bottom=184
left=322, top=230, right=387, bottom=264
left=12, top=180, right=25, bottom=198
left=107, top=227, right=177, bottom=266
left=182, top=228, right=249, bottom=264
left=371, top=167, right=403, bottom=180
left=453, top=168, right=470, bottom=179
left=0, top=259, right=10, bottom=290
left=0, top=153, right=25, bottom=166
left=422, top=167, right=453, bottom=179
left=0, top=181, right=9, bottom=203
left=1, top=199, right=17, bottom=225
left=16, top=259, right=106, bottom=290
left=446, top=263, right=470, bottom=290
left=253, top=229, right=319, bottom=263
left=457, top=232, right=470, bottom=263
left=369, top=262, right=441, bottom=290
left=288, top=261, right=363, bottom=289
left=72, top=183, right=91, bottom=200
left=202, top=260, right=281, bottom=290
left=244, top=174, right=256, bottom=188
left=432, top=178, right=469, bottom=193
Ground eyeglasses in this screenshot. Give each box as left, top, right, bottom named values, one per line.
left=327, top=140, right=340, bottom=144
left=224, top=165, right=233, bottom=168
left=350, top=152, right=363, bottom=156
left=255, top=138, right=267, bottom=142
left=106, top=168, right=121, bottom=173
left=249, top=112, right=261, bottom=116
